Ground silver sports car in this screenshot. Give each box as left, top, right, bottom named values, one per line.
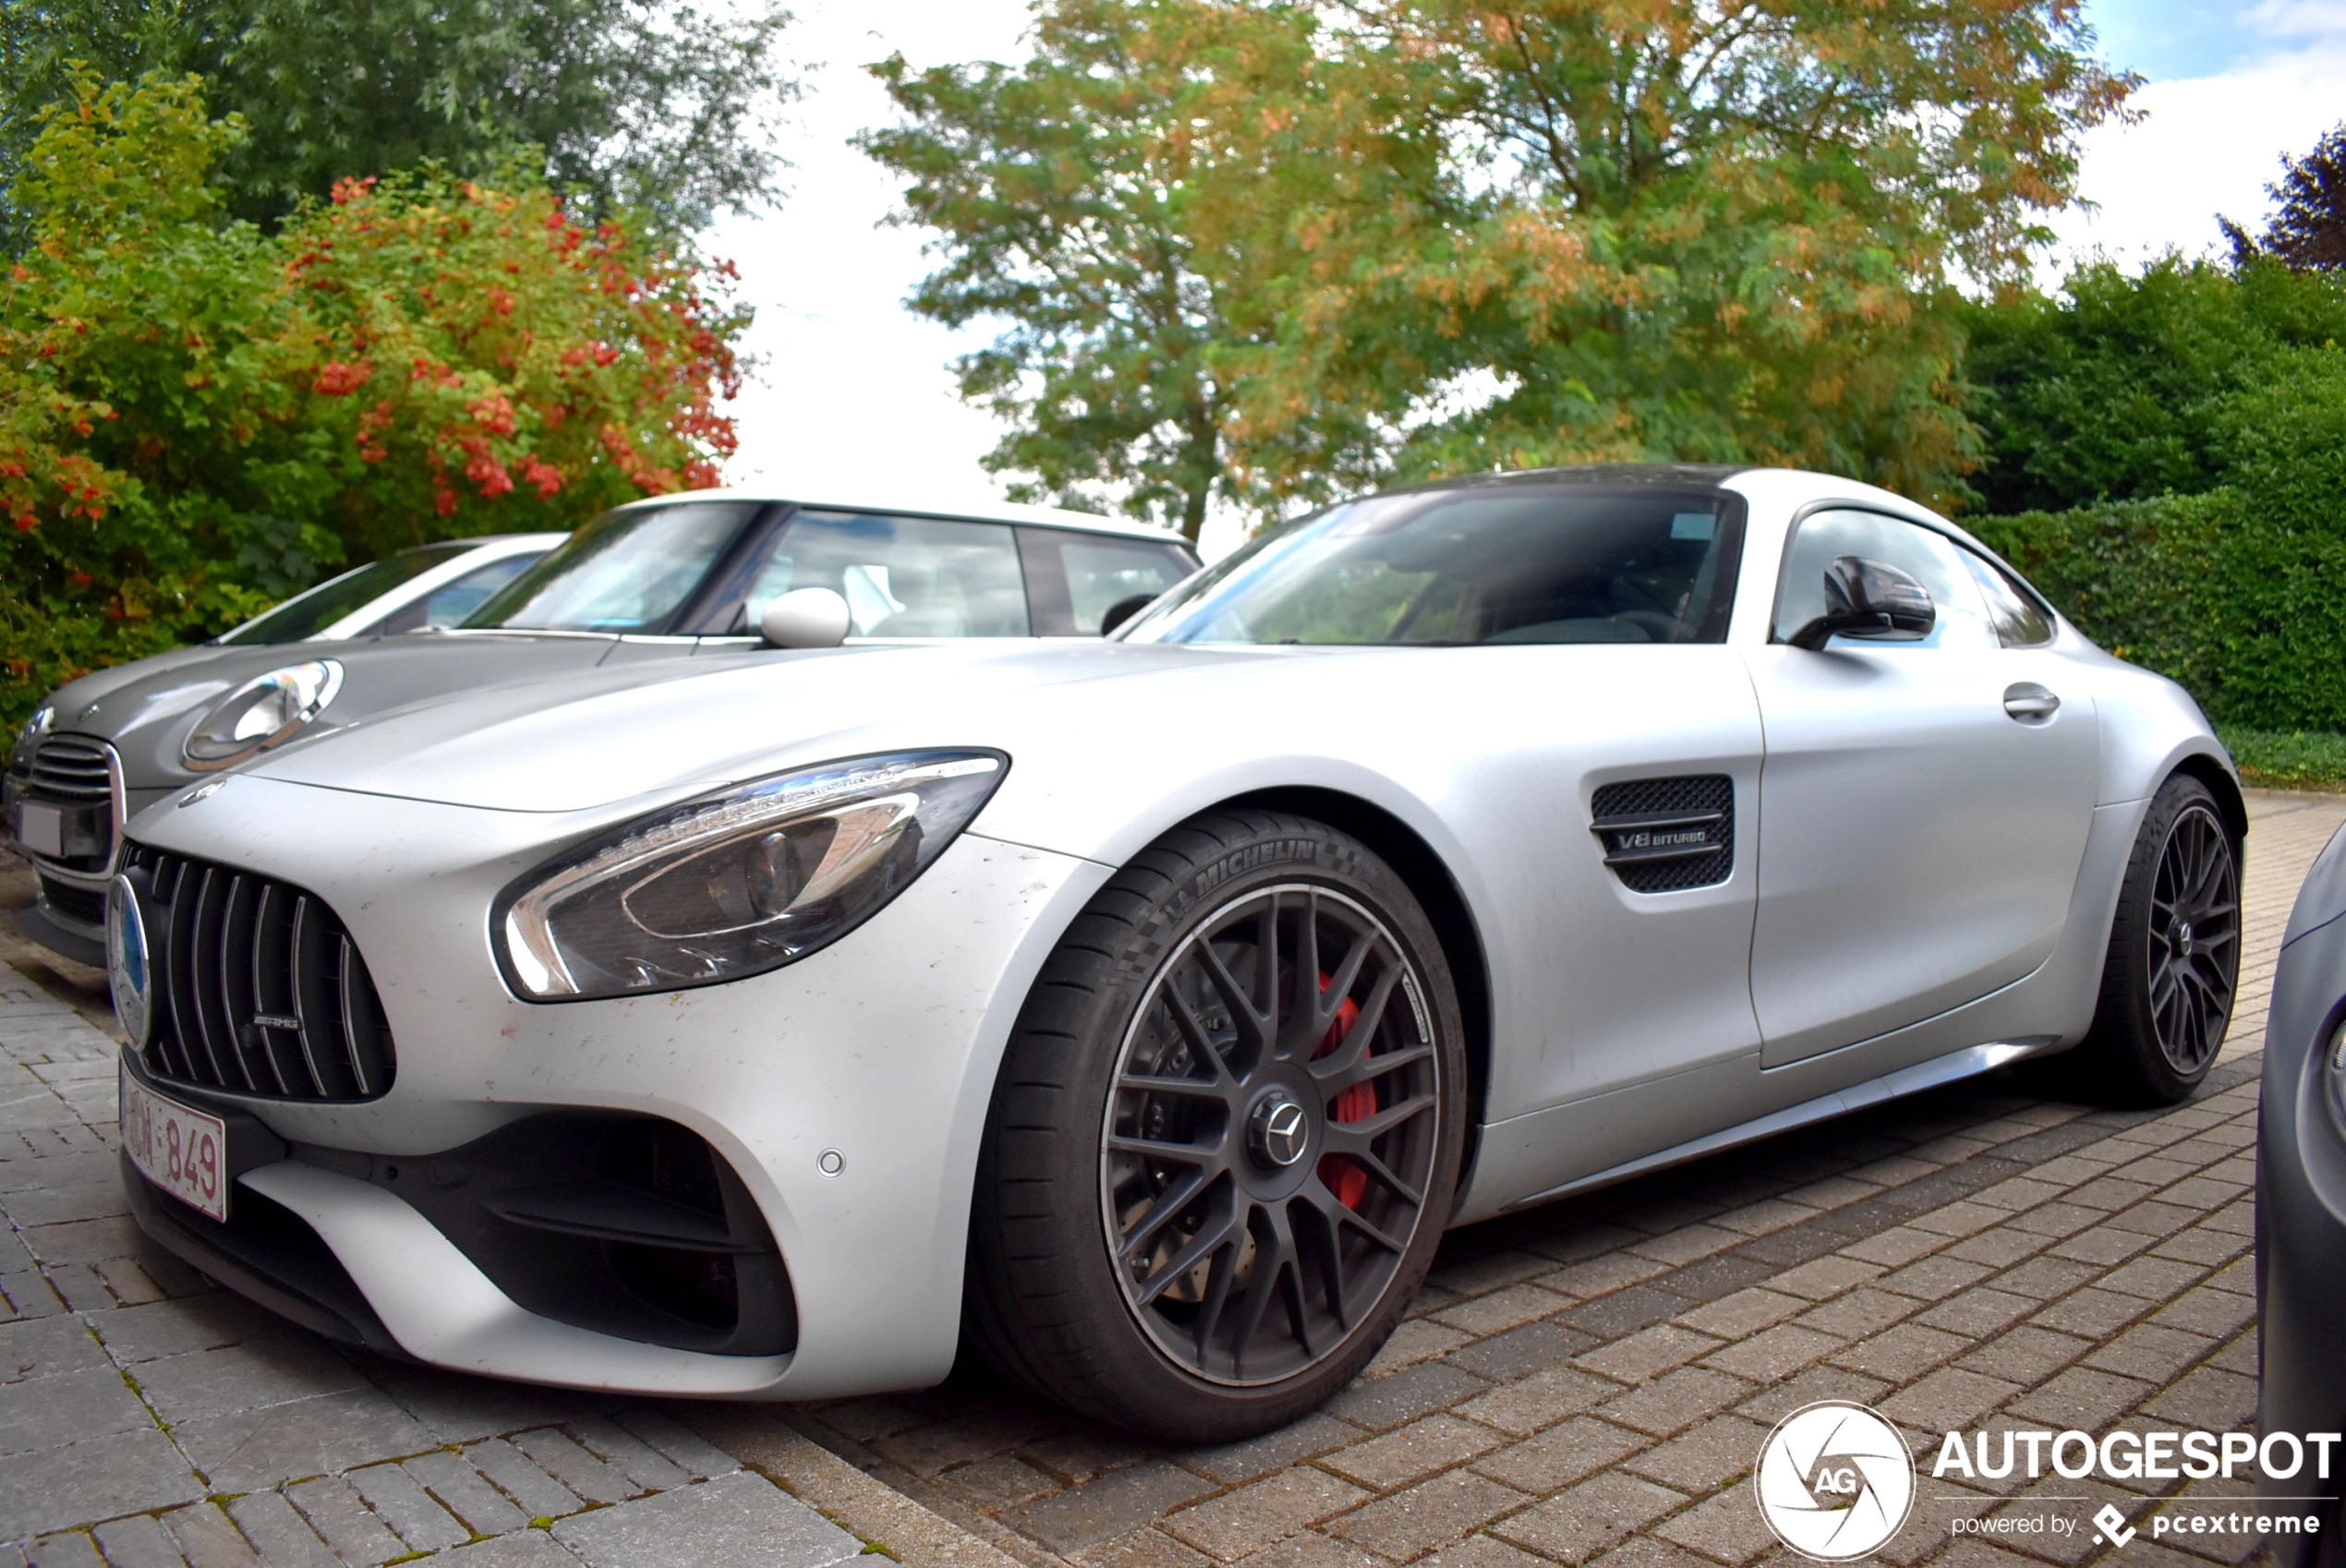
left=103, top=465, right=2241, bottom=1441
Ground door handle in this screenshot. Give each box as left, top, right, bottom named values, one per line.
left=2003, top=682, right=2060, bottom=722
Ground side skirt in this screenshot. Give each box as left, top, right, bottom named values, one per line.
left=1498, top=1038, right=2057, bottom=1213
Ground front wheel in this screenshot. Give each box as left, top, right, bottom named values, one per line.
left=966, top=810, right=1467, bottom=1442
left=2072, top=773, right=2243, bottom=1104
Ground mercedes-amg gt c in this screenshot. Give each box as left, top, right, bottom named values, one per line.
left=103, top=465, right=2242, bottom=1441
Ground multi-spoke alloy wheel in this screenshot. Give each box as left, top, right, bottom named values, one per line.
left=1102, top=884, right=1440, bottom=1385
left=967, top=812, right=1465, bottom=1441
left=2146, top=801, right=2239, bottom=1076
left=2074, top=774, right=2242, bottom=1105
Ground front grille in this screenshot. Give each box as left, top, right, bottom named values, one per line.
left=38, top=875, right=104, bottom=927
left=1590, top=775, right=1735, bottom=893
left=126, top=846, right=396, bottom=1102
left=26, top=734, right=115, bottom=802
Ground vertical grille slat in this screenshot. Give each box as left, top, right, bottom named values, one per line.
left=338, top=935, right=393, bottom=1096
left=124, top=845, right=396, bottom=1104
left=291, top=896, right=358, bottom=1100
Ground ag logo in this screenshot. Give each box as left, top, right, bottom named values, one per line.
left=1755, top=1401, right=1916, bottom=1560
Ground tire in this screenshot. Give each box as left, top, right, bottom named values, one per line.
left=2071, top=774, right=2243, bottom=1105
left=966, top=810, right=1468, bottom=1442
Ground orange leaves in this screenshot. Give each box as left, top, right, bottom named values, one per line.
left=313, top=361, right=372, bottom=395
left=466, top=392, right=517, bottom=436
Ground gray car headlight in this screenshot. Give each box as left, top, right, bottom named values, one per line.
left=182, top=660, right=345, bottom=770
left=495, top=750, right=1007, bottom=1001
left=12, top=705, right=52, bottom=766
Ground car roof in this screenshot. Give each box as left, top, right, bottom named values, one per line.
left=608, top=488, right=1193, bottom=548
left=1376, top=463, right=1751, bottom=496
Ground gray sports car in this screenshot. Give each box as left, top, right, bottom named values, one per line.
left=5, top=494, right=1196, bottom=965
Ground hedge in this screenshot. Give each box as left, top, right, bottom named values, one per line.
left=1968, top=487, right=2346, bottom=732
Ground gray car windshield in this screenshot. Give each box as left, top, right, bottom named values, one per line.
left=1119, top=488, right=1742, bottom=645
left=466, top=501, right=761, bottom=633
left=219, top=543, right=470, bottom=645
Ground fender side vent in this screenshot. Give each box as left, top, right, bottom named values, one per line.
left=1590, top=776, right=1734, bottom=893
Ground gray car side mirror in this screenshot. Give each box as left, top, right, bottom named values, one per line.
left=1787, top=556, right=1936, bottom=651
left=760, top=587, right=852, bottom=649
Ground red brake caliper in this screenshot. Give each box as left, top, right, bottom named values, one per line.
left=1312, top=973, right=1373, bottom=1209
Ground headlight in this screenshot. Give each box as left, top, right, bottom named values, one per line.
left=12, top=706, right=52, bottom=766
left=496, top=750, right=1007, bottom=1001
left=182, top=661, right=345, bottom=770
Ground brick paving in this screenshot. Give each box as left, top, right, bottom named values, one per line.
left=0, top=788, right=2339, bottom=1567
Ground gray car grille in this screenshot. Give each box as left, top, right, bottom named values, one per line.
left=25, top=734, right=115, bottom=802
left=126, top=846, right=397, bottom=1102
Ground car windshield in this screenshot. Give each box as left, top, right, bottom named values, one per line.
left=466, top=501, right=762, bottom=633
left=1119, top=487, right=1743, bottom=645
left=217, top=543, right=472, bottom=645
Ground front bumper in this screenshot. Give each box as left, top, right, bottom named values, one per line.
left=2258, top=874, right=2346, bottom=1565
left=122, top=774, right=1110, bottom=1398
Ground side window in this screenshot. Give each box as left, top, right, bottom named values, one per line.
left=1017, top=527, right=1197, bottom=634
left=1772, top=509, right=1994, bottom=650
left=370, top=551, right=543, bottom=634
left=1959, top=551, right=2056, bottom=647
left=741, top=513, right=1031, bottom=637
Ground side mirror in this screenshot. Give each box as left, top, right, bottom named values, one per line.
left=759, top=587, right=852, bottom=649
left=1787, top=556, right=1936, bottom=651
left=1098, top=593, right=1155, bottom=637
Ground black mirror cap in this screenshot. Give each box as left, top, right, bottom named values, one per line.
left=1098, top=593, right=1156, bottom=636
left=1788, top=555, right=1937, bottom=650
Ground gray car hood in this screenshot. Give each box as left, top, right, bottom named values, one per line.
left=49, top=633, right=622, bottom=792
left=247, top=640, right=1237, bottom=814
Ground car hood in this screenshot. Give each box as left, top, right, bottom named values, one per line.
left=45, top=633, right=623, bottom=792
left=246, top=640, right=1244, bottom=814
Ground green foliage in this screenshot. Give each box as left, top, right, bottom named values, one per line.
left=2224, top=121, right=2346, bottom=273
left=0, top=0, right=795, bottom=236
left=0, top=74, right=750, bottom=727
left=1974, top=341, right=2346, bottom=730
left=871, top=0, right=2134, bottom=523
left=2214, top=727, right=2346, bottom=793
left=863, top=2, right=1246, bottom=539
left=1959, top=257, right=2346, bottom=515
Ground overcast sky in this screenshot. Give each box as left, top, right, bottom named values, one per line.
left=707, top=1, right=2346, bottom=556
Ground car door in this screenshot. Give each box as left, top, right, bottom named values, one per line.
left=1742, top=508, right=2099, bottom=1067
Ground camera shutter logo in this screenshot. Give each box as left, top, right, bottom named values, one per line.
left=1755, top=1401, right=1916, bottom=1560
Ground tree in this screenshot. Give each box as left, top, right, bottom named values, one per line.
left=2225, top=122, right=2346, bottom=272
left=862, top=2, right=1254, bottom=540
left=0, top=73, right=749, bottom=725
left=0, top=0, right=796, bottom=236
left=870, top=0, right=2134, bottom=521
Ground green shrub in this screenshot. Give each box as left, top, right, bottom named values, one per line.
left=1968, top=330, right=2346, bottom=732
left=0, top=75, right=751, bottom=729
left=1972, top=482, right=2346, bottom=732
left=2215, top=727, right=2346, bottom=793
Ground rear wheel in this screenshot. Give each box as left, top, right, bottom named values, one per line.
left=2072, top=774, right=2242, bottom=1104
left=966, top=811, right=1467, bottom=1441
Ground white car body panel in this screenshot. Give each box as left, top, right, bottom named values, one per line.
left=115, top=466, right=2238, bottom=1396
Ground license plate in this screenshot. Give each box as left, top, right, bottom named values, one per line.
left=119, top=1061, right=230, bottom=1222
left=17, top=801, right=63, bottom=857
